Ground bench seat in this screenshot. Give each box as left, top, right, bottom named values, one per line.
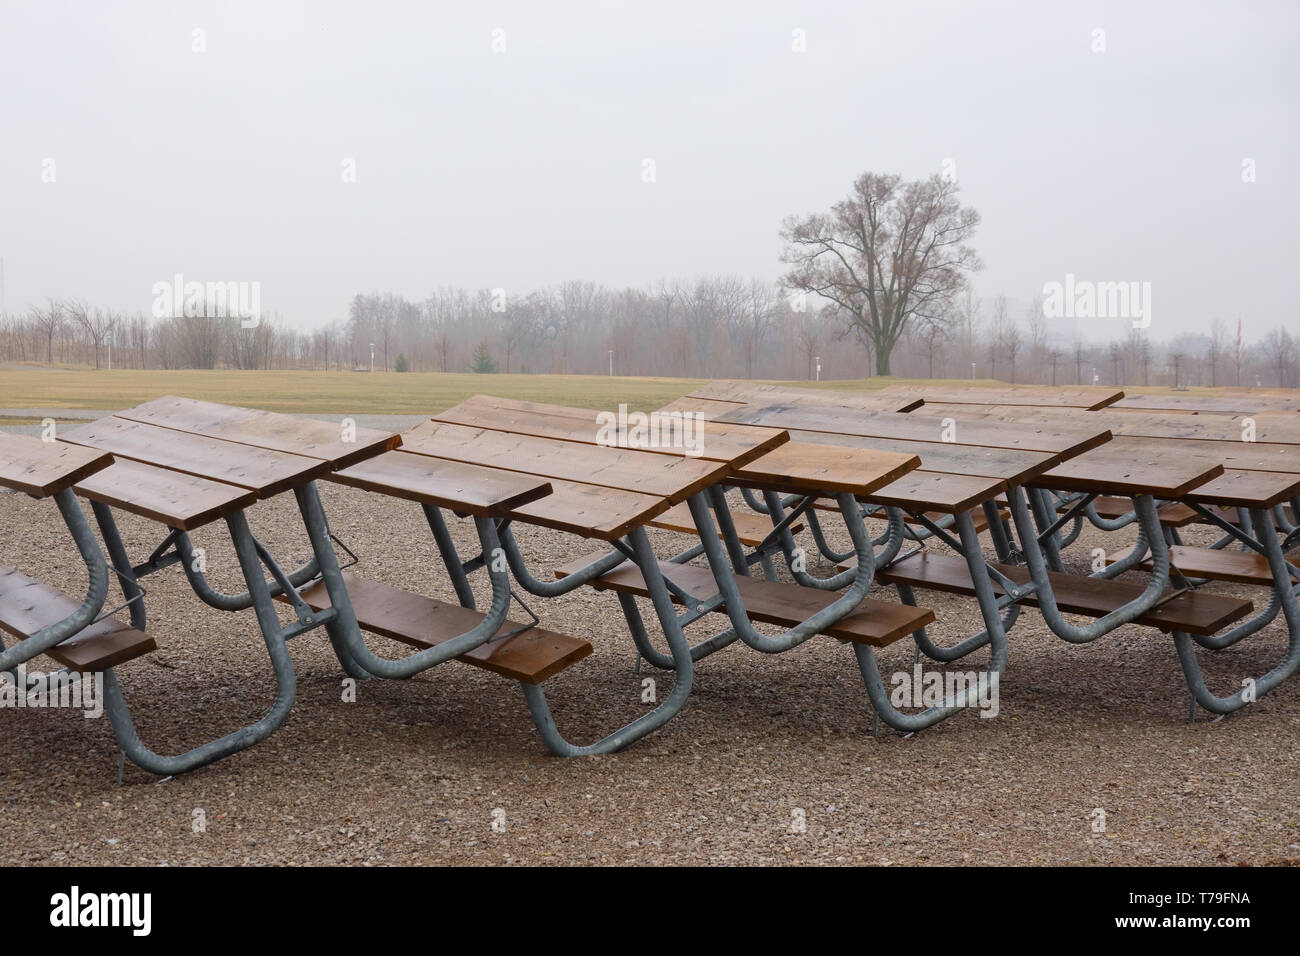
left=872, top=551, right=1252, bottom=636
left=0, top=565, right=155, bottom=672
left=1106, top=544, right=1296, bottom=587
left=282, top=573, right=590, bottom=684
left=555, top=553, right=935, bottom=648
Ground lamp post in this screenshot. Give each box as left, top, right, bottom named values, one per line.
left=369, top=342, right=375, bottom=373
left=815, top=356, right=821, bottom=382
left=608, top=349, right=613, bottom=376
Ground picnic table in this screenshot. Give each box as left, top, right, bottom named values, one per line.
left=395, top=395, right=944, bottom=750
left=665, top=381, right=1296, bottom=724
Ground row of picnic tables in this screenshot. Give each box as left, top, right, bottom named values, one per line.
left=1, top=381, right=1297, bottom=776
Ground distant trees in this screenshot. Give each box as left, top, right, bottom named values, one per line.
left=1, top=284, right=1296, bottom=389
left=780, top=172, right=982, bottom=375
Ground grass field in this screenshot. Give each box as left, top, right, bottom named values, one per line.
left=0, top=364, right=1278, bottom=415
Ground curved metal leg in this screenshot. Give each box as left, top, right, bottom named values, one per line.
left=853, top=510, right=1009, bottom=731
left=1175, top=508, right=1300, bottom=716
left=101, top=510, right=295, bottom=776
left=521, top=526, right=695, bottom=755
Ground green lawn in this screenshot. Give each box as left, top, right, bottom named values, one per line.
left=0, top=365, right=1269, bottom=415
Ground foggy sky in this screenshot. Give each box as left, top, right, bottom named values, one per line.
left=1, top=0, right=1296, bottom=341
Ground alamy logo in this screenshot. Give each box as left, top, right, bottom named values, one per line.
left=151, top=273, right=260, bottom=327
left=890, top=664, right=999, bottom=717
left=0, top=666, right=103, bottom=718
left=50, top=886, right=151, bottom=936
left=596, top=405, right=705, bottom=457
left=1042, top=273, right=1151, bottom=329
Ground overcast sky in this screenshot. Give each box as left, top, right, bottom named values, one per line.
left=1, top=0, right=1295, bottom=340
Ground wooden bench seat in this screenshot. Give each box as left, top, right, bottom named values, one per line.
left=0, top=565, right=156, bottom=671
left=872, top=551, right=1253, bottom=635
left=647, top=502, right=804, bottom=546
left=554, top=553, right=935, bottom=648
left=284, top=573, right=590, bottom=683
left=1156, top=502, right=1298, bottom=529
left=0, top=432, right=114, bottom=498
left=1106, top=544, right=1295, bottom=587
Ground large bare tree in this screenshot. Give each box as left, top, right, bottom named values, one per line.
left=780, top=172, right=981, bottom=375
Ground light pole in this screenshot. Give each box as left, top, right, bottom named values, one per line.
left=369, top=342, right=375, bottom=373
left=608, top=349, right=613, bottom=376
left=971, top=362, right=976, bottom=379
left=815, top=356, right=821, bottom=382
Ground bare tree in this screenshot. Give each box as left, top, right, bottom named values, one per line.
left=1207, top=319, right=1226, bottom=387
left=29, top=298, right=63, bottom=364
left=66, top=299, right=118, bottom=370
left=780, top=172, right=981, bottom=375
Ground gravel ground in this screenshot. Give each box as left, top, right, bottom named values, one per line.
left=0, top=480, right=1297, bottom=866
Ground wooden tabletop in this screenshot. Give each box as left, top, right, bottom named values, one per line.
left=331, top=451, right=553, bottom=517
left=60, top=416, right=331, bottom=498
left=115, top=395, right=401, bottom=469
left=435, top=394, right=789, bottom=468
left=717, top=402, right=1111, bottom=457
left=1030, top=437, right=1223, bottom=498
left=74, top=460, right=259, bottom=530
left=686, top=380, right=924, bottom=413
left=0, top=432, right=114, bottom=497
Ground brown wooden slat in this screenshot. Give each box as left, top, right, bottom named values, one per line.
left=553, top=554, right=934, bottom=647
left=646, top=501, right=803, bottom=546
left=0, top=433, right=114, bottom=497
left=400, top=420, right=728, bottom=504
left=656, top=396, right=751, bottom=419
left=435, top=394, right=790, bottom=467
left=876, top=552, right=1252, bottom=635
left=1111, top=394, right=1300, bottom=414
left=115, top=396, right=401, bottom=469
left=1030, top=437, right=1223, bottom=497
left=59, top=417, right=331, bottom=497
left=1155, top=503, right=1296, bottom=529
left=286, top=573, right=590, bottom=683
left=687, top=380, right=923, bottom=412
left=506, top=479, right=670, bottom=541
left=731, top=439, right=919, bottom=496
left=74, top=460, right=257, bottom=531
left=880, top=385, right=1124, bottom=410
left=717, top=403, right=1111, bottom=457
left=862, top=471, right=1006, bottom=514
left=1107, top=545, right=1295, bottom=587
left=782, top=428, right=1060, bottom=485
left=1177, top=470, right=1300, bottom=509
left=915, top=404, right=1300, bottom=446
left=0, top=565, right=156, bottom=671
left=329, top=451, right=552, bottom=517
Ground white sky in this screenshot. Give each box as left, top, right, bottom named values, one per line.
left=1, top=0, right=1296, bottom=340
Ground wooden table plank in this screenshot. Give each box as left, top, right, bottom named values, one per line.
left=74, top=460, right=257, bottom=530
left=0, top=432, right=114, bottom=497
left=1175, top=471, right=1300, bottom=509
left=434, top=394, right=790, bottom=468
left=779, top=428, right=1060, bottom=485
left=507, top=479, right=671, bottom=541
left=717, top=402, right=1110, bottom=457
left=60, top=417, right=330, bottom=497
left=730, top=440, right=919, bottom=496
left=656, top=396, right=751, bottom=419
left=399, top=420, right=729, bottom=504
left=329, top=451, right=552, bottom=517
left=880, top=384, right=1125, bottom=410
left=115, top=395, right=401, bottom=469
left=1030, top=437, right=1223, bottom=497
left=1110, top=393, right=1300, bottom=414
left=857, top=472, right=1006, bottom=514
left=687, top=380, right=923, bottom=412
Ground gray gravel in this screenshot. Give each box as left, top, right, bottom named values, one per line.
left=0, top=481, right=1297, bottom=866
